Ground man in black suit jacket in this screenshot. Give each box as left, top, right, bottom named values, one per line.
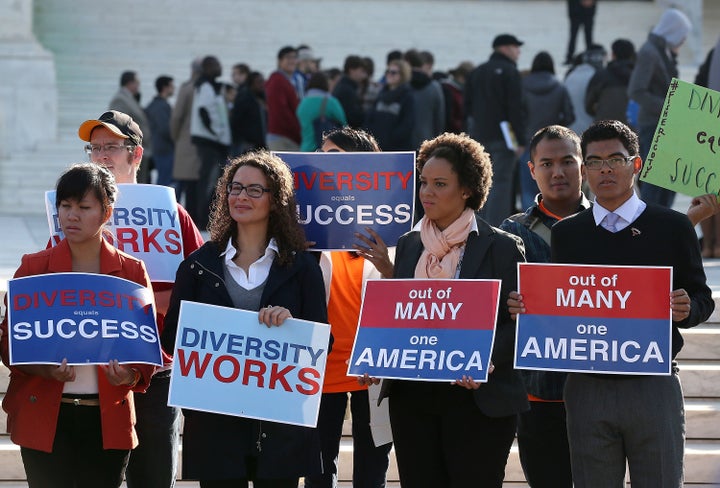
left=551, top=120, right=713, bottom=487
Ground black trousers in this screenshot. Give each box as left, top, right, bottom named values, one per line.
left=388, top=381, right=516, bottom=488
left=21, top=404, right=130, bottom=488
left=194, top=140, right=229, bottom=229
left=517, top=401, right=573, bottom=488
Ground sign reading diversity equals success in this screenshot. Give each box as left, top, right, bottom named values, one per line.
left=46, top=184, right=184, bottom=282
left=168, top=301, right=331, bottom=427
left=514, top=263, right=672, bottom=375
left=276, top=152, right=415, bottom=250
left=640, top=78, right=720, bottom=197
left=7, top=273, right=161, bottom=366
left=348, top=279, right=501, bottom=382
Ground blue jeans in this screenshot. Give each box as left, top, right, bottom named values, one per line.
left=153, top=153, right=175, bottom=187
left=125, top=372, right=181, bottom=488
left=304, top=390, right=392, bottom=488
left=639, top=124, right=675, bottom=208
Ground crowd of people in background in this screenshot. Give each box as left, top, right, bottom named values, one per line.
left=4, top=2, right=720, bottom=488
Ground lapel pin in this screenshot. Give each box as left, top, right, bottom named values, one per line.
left=631, top=227, right=641, bottom=237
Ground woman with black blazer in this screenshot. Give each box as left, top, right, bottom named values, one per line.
left=161, top=151, right=328, bottom=487
left=364, top=132, right=528, bottom=487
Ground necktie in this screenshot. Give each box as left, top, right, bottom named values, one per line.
left=604, top=212, right=619, bottom=232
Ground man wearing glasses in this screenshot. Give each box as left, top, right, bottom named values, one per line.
left=78, top=110, right=204, bottom=488
left=549, top=120, right=712, bottom=487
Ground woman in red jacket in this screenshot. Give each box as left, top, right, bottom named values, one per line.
left=0, top=163, right=155, bottom=488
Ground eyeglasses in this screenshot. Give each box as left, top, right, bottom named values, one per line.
left=385, top=69, right=400, bottom=76
left=84, top=144, right=135, bottom=156
left=583, top=155, right=636, bottom=170
left=226, top=182, right=271, bottom=198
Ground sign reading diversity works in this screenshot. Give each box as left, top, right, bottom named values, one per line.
left=514, top=263, right=672, bottom=375
left=276, top=152, right=415, bottom=250
left=46, top=184, right=184, bottom=282
left=347, top=279, right=500, bottom=382
left=7, top=273, right=161, bottom=366
left=640, top=78, right=720, bottom=197
left=168, top=301, right=331, bottom=427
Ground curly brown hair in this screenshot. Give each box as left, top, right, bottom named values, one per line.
left=415, top=132, right=493, bottom=210
left=207, top=150, right=306, bottom=266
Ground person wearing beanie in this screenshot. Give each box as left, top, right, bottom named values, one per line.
left=628, top=7, right=692, bottom=208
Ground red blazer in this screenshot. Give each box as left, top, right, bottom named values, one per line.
left=0, top=239, right=156, bottom=452
left=265, top=71, right=301, bottom=143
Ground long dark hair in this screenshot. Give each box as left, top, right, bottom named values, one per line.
left=208, top=150, right=306, bottom=265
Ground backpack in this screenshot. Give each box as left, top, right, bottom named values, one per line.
left=313, top=96, right=342, bottom=148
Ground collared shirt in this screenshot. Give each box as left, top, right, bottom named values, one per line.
left=592, top=192, right=647, bottom=232
left=221, top=237, right=278, bottom=289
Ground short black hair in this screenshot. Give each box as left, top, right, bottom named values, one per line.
left=531, top=51, right=555, bottom=74
left=307, top=72, right=329, bottom=92
left=232, top=63, right=250, bottom=75
left=529, top=125, right=581, bottom=162
left=119, top=71, right=136, bottom=87
left=343, top=55, right=365, bottom=74
left=323, top=127, right=380, bottom=152
left=386, top=49, right=403, bottom=64
left=580, top=120, right=639, bottom=158
left=155, top=75, right=173, bottom=94
left=404, top=49, right=423, bottom=69
left=277, top=45, right=297, bottom=60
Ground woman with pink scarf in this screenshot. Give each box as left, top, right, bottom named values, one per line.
left=369, top=132, right=528, bottom=487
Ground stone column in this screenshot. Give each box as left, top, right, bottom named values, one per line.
left=0, top=0, right=57, bottom=159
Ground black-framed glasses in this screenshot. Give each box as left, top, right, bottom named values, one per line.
left=385, top=69, right=400, bottom=76
left=84, top=144, right=135, bottom=156
left=583, top=155, right=635, bottom=170
left=226, top=182, right=271, bottom=198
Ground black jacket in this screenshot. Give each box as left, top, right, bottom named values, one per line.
left=365, top=83, right=415, bottom=151
left=379, top=216, right=530, bottom=417
left=585, top=59, right=634, bottom=122
left=332, top=75, right=365, bottom=128
left=465, top=51, right=526, bottom=146
left=161, top=241, right=328, bottom=479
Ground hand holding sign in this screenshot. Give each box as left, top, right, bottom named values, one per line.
left=354, top=227, right=393, bottom=278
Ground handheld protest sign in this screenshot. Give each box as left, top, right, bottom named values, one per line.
left=639, top=78, right=720, bottom=198
left=47, top=184, right=184, bottom=282
left=276, top=151, right=415, bottom=250
left=347, top=279, right=500, bottom=382
left=168, top=301, right=331, bottom=427
left=514, top=263, right=672, bottom=375
left=7, top=272, right=161, bottom=366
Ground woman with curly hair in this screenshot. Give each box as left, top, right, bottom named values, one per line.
left=161, top=150, right=327, bottom=487
left=363, top=132, right=528, bottom=487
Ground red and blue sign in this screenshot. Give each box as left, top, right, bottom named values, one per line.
left=169, top=301, right=331, bottom=427
left=276, top=152, right=415, bottom=250
left=514, top=263, right=673, bottom=375
left=348, top=279, right=500, bottom=382
left=7, top=272, right=161, bottom=366
left=46, top=184, right=184, bottom=282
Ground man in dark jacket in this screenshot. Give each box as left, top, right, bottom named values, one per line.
left=332, top=55, right=367, bottom=128
left=145, top=75, right=175, bottom=187
left=465, top=34, right=526, bottom=226
left=586, top=38, right=635, bottom=123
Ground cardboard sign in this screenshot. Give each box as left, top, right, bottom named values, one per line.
left=7, top=273, right=161, bottom=365
left=168, top=301, right=331, bottom=427
left=46, top=184, right=184, bottom=282
left=640, top=78, right=720, bottom=197
left=514, top=263, right=672, bottom=375
left=347, top=279, right=500, bottom=382
left=276, top=151, right=415, bottom=250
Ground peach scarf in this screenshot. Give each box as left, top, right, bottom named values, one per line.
left=414, top=208, right=475, bottom=279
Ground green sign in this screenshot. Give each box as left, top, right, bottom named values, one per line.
left=640, top=78, right=720, bottom=197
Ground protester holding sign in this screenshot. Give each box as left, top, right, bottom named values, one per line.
left=305, top=128, right=393, bottom=488
left=500, top=125, right=590, bottom=488
left=78, top=110, right=204, bottom=488
left=366, top=132, right=528, bottom=487
left=161, top=150, right=328, bottom=486
left=0, top=164, right=155, bottom=488
left=510, top=120, right=713, bottom=487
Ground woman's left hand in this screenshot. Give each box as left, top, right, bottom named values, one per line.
left=354, top=227, right=393, bottom=278
left=103, top=360, right=138, bottom=386
left=259, top=305, right=292, bottom=327
left=453, top=363, right=494, bottom=390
